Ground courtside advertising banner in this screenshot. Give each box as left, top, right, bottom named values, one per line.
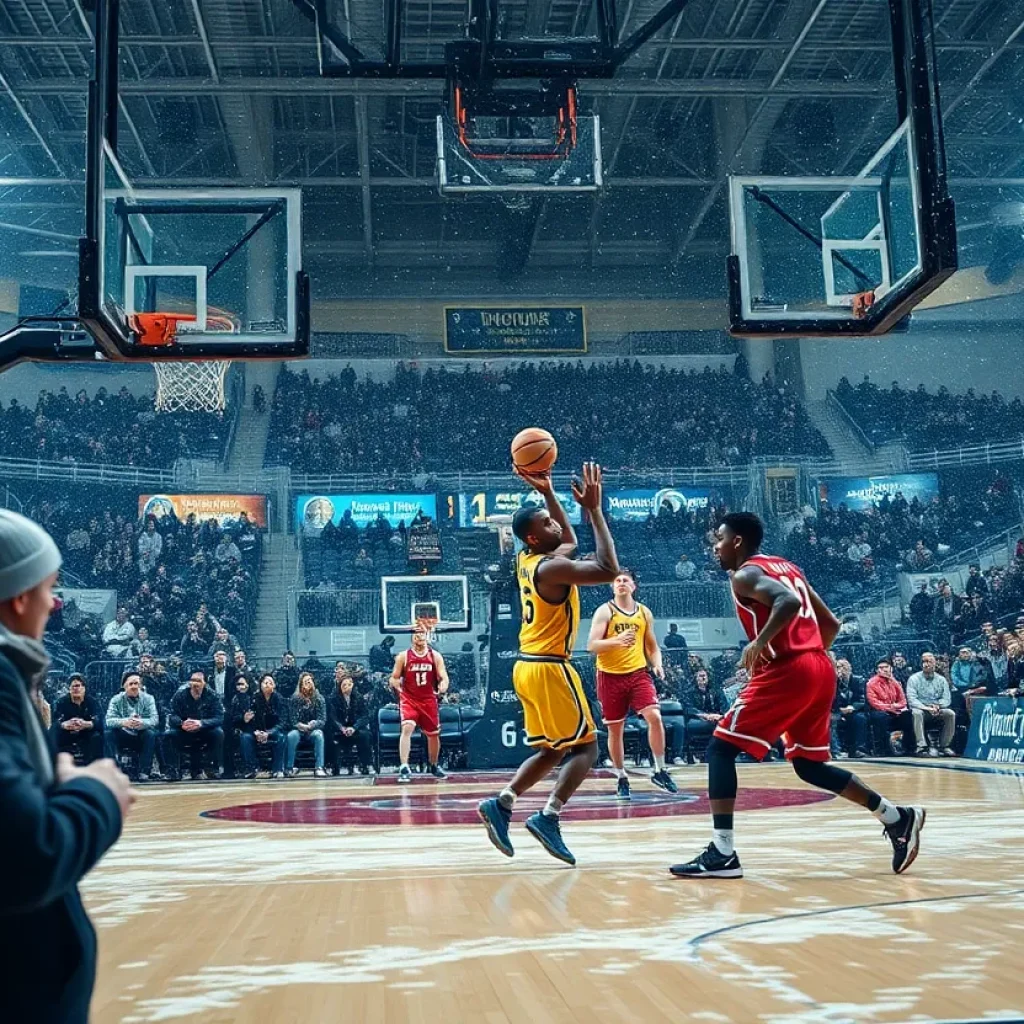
left=459, top=489, right=582, bottom=527
left=605, top=487, right=711, bottom=521
left=296, top=493, right=437, bottom=533
left=817, top=472, right=939, bottom=511
left=139, top=494, right=268, bottom=528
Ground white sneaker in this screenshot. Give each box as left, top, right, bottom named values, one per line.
left=272, top=772, right=284, bottom=779
left=314, top=767, right=327, bottom=778
left=288, top=767, right=300, bottom=777
left=672, top=757, right=686, bottom=766
left=398, top=765, right=412, bottom=783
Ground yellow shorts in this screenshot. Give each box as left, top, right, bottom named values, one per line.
left=513, top=658, right=596, bottom=750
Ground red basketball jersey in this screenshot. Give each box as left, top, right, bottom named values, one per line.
left=731, top=554, right=824, bottom=661
left=402, top=647, right=438, bottom=701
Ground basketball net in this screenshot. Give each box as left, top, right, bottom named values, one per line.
left=416, top=615, right=439, bottom=646
left=153, top=361, right=230, bottom=413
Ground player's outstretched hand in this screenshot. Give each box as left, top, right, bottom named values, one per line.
left=571, top=461, right=603, bottom=511
left=514, top=465, right=554, bottom=494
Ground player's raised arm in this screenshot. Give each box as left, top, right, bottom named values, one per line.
left=389, top=651, right=406, bottom=692
left=537, top=463, right=620, bottom=587
left=806, top=584, right=841, bottom=650
left=731, top=563, right=802, bottom=672
left=514, top=465, right=578, bottom=556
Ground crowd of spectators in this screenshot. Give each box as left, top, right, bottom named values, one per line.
left=268, top=362, right=830, bottom=475
left=0, top=385, right=229, bottom=466
left=782, top=471, right=1019, bottom=605
left=835, top=375, right=1024, bottom=449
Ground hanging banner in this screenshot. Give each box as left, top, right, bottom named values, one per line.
left=818, top=473, right=939, bottom=511
left=459, top=490, right=582, bottom=527
left=605, top=487, right=711, bottom=521
left=296, top=493, right=437, bottom=533
left=444, top=306, right=586, bottom=353
left=139, top=494, right=268, bottom=528
left=965, top=697, right=1024, bottom=763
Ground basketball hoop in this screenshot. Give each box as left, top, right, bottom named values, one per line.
left=130, top=311, right=236, bottom=413
left=851, top=290, right=876, bottom=319
left=415, top=615, right=440, bottom=645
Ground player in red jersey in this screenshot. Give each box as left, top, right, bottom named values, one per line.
left=389, top=627, right=450, bottom=782
left=670, top=512, right=925, bottom=879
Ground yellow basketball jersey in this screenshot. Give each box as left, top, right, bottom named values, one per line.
left=595, top=600, right=648, bottom=674
left=516, top=550, right=580, bottom=658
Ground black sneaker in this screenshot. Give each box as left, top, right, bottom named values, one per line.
left=650, top=769, right=678, bottom=794
left=428, top=763, right=448, bottom=779
left=616, top=776, right=631, bottom=801
left=884, top=806, right=926, bottom=874
left=669, top=842, right=743, bottom=879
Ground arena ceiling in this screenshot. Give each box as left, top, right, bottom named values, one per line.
left=0, top=0, right=1022, bottom=299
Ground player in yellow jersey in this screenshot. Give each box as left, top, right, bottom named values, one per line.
left=478, top=461, right=619, bottom=866
left=588, top=570, right=678, bottom=799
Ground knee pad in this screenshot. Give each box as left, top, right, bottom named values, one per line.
left=792, top=757, right=851, bottom=794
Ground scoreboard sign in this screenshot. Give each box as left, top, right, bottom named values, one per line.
left=444, top=306, right=586, bottom=354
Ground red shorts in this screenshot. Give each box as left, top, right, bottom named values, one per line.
left=399, top=697, right=439, bottom=736
left=713, top=649, right=835, bottom=762
left=596, top=668, right=659, bottom=725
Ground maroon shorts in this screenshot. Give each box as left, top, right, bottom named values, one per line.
left=399, top=697, right=439, bottom=736
left=596, top=668, right=659, bottom=725
left=713, top=649, right=836, bottom=762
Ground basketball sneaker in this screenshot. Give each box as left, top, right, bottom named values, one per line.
left=616, top=776, right=631, bottom=801
left=525, top=812, right=576, bottom=866
left=397, top=765, right=412, bottom=783
left=428, top=763, right=448, bottom=779
left=650, top=769, right=678, bottom=794
left=477, top=798, right=514, bottom=858
left=669, top=842, right=744, bottom=879
left=883, top=806, right=926, bottom=874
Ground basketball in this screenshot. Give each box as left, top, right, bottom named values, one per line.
left=511, top=427, right=558, bottom=473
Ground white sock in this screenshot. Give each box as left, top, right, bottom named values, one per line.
left=543, top=795, right=564, bottom=817
left=614, top=766, right=627, bottom=779
left=652, top=753, right=665, bottom=772
left=712, top=829, right=735, bottom=856
left=872, top=797, right=901, bottom=826
left=498, top=788, right=517, bottom=810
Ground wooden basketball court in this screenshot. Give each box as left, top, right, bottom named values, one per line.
left=86, top=760, right=1024, bottom=1024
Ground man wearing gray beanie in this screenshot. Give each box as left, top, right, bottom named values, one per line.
left=0, top=508, right=135, bottom=1023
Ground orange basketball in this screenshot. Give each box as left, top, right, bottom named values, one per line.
left=511, top=427, right=557, bottom=473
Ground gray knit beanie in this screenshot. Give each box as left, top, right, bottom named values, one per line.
left=0, top=509, right=63, bottom=601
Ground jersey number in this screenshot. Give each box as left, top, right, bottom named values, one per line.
left=412, top=667, right=431, bottom=686
left=779, top=575, right=816, bottom=620
left=523, top=597, right=535, bottom=625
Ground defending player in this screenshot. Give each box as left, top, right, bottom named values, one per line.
left=588, top=570, right=678, bottom=798
left=389, top=627, right=449, bottom=782
left=670, top=512, right=925, bottom=879
left=478, top=462, right=618, bottom=866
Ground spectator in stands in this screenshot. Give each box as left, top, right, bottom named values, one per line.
left=245, top=674, right=286, bottom=778
left=909, top=582, right=934, bottom=633
left=276, top=651, right=299, bottom=694
left=204, top=649, right=230, bottom=701
left=950, top=647, right=990, bottom=718
left=723, top=667, right=749, bottom=705
left=674, top=554, right=696, bottom=581
left=165, top=670, right=225, bottom=781
left=232, top=649, right=256, bottom=689
left=369, top=635, right=396, bottom=675
left=51, top=674, right=103, bottom=764
left=284, top=672, right=327, bottom=777
left=906, top=652, right=956, bottom=757
left=327, top=671, right=372, bottom=775
left=227, top=675, right=256, bottom=779
left=965, top=564, right=989, bottom=599
left=214, top=534, right=241, bottom=566
left=104, top=672, right=159, bottom=781
left=985, top=635, right=1009, bottom=692
left=127, top=626, right=157, bottom=659
left=137, top=518, right=163, bottom=575
left=846, top=533, right=872, bottom=565
left=682, top=668, right=726, bottom=761
left=662, top=623, right=688, bottom=661
left=831, top=659, right=869, bottom=759
left=866, top=659, right=914, bottom=755
left=905, top=540, right=934, bottom=571
left=180, top=621, right=207, bottom=662
left=354, top=548, right=374, bottom=573
left=102, top=606, right=136, bottom=658
left=931, top=582, right=960, bottom=645
left=890, top=651, right=912, bottom=686
left=208, top=626, right=236, bottom=659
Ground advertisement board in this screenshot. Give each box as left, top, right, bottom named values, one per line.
left=296, top=493, right=437, bottom=533
left=139, top=494, right=268, bottom=528
left=818, top=473, right=939, bottom=511
left=459, top=490, right=582, bottom=528
left=444, top=306, right=586, bottom=353
left=965, top=697, right=1024, bottom=763
left=605, top=487, right=711, bottom=522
